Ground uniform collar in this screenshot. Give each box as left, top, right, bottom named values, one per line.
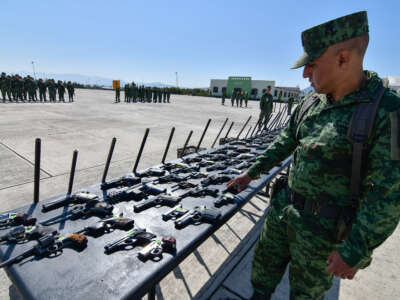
left=318, top=70, right=382, bottom=108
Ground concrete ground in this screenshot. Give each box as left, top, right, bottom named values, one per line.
left=0, top=89, right=398, bottom=300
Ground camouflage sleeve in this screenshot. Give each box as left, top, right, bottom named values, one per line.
left=338, top=109, right=400, bottom=268
left=247, top=105, right=300, bottom=179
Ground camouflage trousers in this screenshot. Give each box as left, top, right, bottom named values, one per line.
left=251, top=190, right=340, bottom=300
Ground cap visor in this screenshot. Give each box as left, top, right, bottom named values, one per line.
left=291, top=52, right=310, bottom=69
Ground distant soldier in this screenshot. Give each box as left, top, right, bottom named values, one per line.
left=124, top=84, right=129, bottom=102
left=115, top=86, right=120, bottom=103
left=236, top=91, right=240, bottom=107
left=158, top=88, right=162, bottom=103
left=162, top=88, right=166, bottom=103
left=38, top=79, right=47, bottom=102
left=0, top=72, right=7, bottom=102
left=48, top=79, right=56, bottom=102
left=231, top=90, right=235, bottom=106
left=240, top=92, right=244, bottom=107
left=244, top=91, right=249, bottom=107
left=221, top=89, right=226, bottom=105
left=67, top=81, right=75, bottom=102
left=26, top=76, right=35, bottom=101
left=57, top=81, right=65, bottom=102
left=167, top=89, right=171, bottom=103
left=130, top=84, right=136, bottom=103
left=10, top=75, right=17, bottom=102
left=287, top=96, right=294, bottom=115
left=16, top=75, right=24, bottom=102
left=22, top=77, right=28, bottom=101
left=152, top=87, right=157, bottom=103
left=259, top=87, right=273, bottom=128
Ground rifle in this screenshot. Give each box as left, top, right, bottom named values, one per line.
left=134, top=194, right=180, bottom=213
left=0, top=233, right=87, bottom=268
left=0, top=225, right=57, bottom=243
left=162, top=204, right=189, bottom=221
left=175, top=205, right=221, bottom=228
left=75, top=215, right=134, bottom=237
left=138, top=235, right=176, bottom=261
left=104, top=228, right=156, bottom=254
left=40, top=200, right=114, bottom=226
left=42, top=191, right=98, bottom=212
left=101, top=174, right=141, bottom=191
left=106, top=187, right=146, bottom=204
left=0, top=213, right=36, bottom=228
left=214, top=193, right=236, bottom=208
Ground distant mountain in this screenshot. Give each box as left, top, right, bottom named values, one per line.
left=5, top=71, right=176, bottom=88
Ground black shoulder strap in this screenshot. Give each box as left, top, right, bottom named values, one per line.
left=347, top=84, right=385, bottom=206
left=295, top=94, right=320, bottom=138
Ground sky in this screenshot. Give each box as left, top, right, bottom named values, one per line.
left=1, top=0, right=399, bottom=89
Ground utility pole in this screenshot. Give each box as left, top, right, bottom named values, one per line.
left=31, top=61, right=37, bottom=80
left=175, top=72, right=179, bottom=88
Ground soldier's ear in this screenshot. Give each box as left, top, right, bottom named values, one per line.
left=337, top=50, right=351, bottom=69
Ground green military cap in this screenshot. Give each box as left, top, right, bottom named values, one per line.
left=291, top=11, right=369, bottom=69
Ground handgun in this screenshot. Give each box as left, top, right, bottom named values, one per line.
left=134, top=194, right=180, bottom=212
left=101, top=173, right=141, bottom=190
left=0, top=225, right=57, bottom=243
left=214, top=193, right=237, bottom=208
left=42, top=191, right=98, bottom=212
left=138, top=235, right=176, bottom=261
left=140, top=182, right=167, bottom=196
left=0, top=213, right=36, bottom=228
left=104, top=228, right=156, bottom=254
left=174, top=205, right=221, bottom=228
left=162, top=204, right=189, bottom=221
left=135, top=168, right=166, bottom=178
left=106, top=187, right=146, bottom=204
left=0, top=233, right=87, bottom=268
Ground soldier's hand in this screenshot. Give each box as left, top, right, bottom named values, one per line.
left=326, top=250, right=359, bottom=279
left=226, top=173, right=252, bottom=192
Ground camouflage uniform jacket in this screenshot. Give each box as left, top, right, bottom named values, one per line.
left=260, top=93, right=272, bottom=111
left=247, top=71, right=400, bottom=268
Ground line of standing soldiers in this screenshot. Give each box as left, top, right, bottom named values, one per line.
left=0, top=72, right=75, bottom=103
left=222, top=90, right=249, bottom=108
left=115, top=83, right=171, bottom=103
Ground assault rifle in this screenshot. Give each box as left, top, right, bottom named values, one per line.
left=0, top=213, right=36, bottom=228
left=0, top=233, right=87, bottom=268
left=42, top=191, right=98, bottom=212
left=175, top=205, right=221, bottom=228
left=0, top=225, right=57, bottom=243
left=104, top=228, right=156, bottom=254
left=40, top=200, right=114, bottom=226
left=75, top=215, right=134, bottom=237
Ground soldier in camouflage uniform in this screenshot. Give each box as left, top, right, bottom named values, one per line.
left=16, top=75, right=24, bottom=102
left=38, top=79, right=47, bottom=102
left=287, top=96, right=294, bottom=115
left=124, top=84, right=129, bottom=102
left=259, top=87, right=273, bottom=128
left=57, top=80, right=65, bottom=102
left=167, top=89, right=171, bottom=103
left=230, top=90, right=235, bottom=106
left=0, top=72, right=7, bottom=102
left=244, top=91, right=249, bottom=107
left=48, top=79, right=56, bottom=102
left=158, top=88, right=162, bottom=103
left=67, top=81, right=74, bottom=102
left=221, top=89, right=226, bottom=105
left=10, top=75, right=17, bottom=102
left=228, top=11, right=400, bottom=300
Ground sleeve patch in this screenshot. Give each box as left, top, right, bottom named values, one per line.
left=390, top=111, right=400, bottom=160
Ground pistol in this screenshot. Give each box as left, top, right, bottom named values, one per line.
left=101, top=173, right=141, bottom=190
left=0, top=213, right=36, bottom=228
left=76, top=215, right=134, bottom=236
left=138, top=235, right=176, bottom=261
left=104, top=228, right=156, bottom=254
left=162, top=204, right=189, bottom=221
left=214, top=193, right=237, bottom=208
left=135, top=168, right=166, bottom=178
left=42, top=191, right=98, bottom=212
left=134, top=194, right=180, bottom=212
left=175, top=205, right=221, bottom=228
left=106, top=187, right=146, bottom=204
left=0, top=225, right=57, bottom=243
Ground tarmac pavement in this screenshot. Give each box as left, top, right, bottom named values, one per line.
left=0, top=89, right=398, bottom=299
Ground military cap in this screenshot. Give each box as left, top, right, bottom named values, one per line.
left=291, top=11, right=369, bottom=69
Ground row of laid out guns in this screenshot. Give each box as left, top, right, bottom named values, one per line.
left=0, top=119, right=284, bottom=269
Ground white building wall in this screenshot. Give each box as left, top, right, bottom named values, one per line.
left=210, top=79, right=227, bottom=97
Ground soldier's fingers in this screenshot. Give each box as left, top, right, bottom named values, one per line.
left=226, top=179, right=236, bottom=187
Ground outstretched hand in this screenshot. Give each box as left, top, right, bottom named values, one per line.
left=326, top=250, right=359, bottom=279
left=226, top=173, right=252, bottom=192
